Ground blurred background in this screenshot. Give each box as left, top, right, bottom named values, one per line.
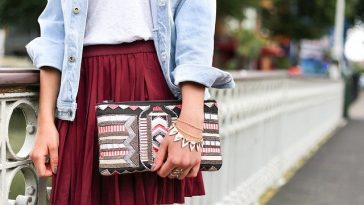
left=0, top=0, right=364, bottom=205
left=1, top=0, right=364, bottom=78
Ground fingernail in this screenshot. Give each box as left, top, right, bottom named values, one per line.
left=53, top=166, right=58, bottom=175
left=151, top=164, right=156, bottom=171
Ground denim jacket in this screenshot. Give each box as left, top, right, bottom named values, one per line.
left=26, top=0, right=235, bottom=121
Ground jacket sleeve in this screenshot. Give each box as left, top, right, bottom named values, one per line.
left=173, top=0, right=235, bottom=89
left=25, top=0, right=65, bottom=72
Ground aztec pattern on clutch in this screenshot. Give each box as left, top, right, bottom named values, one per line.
left=96, top=100, right=222, bottom=176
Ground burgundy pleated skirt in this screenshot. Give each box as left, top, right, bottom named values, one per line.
left=51, top=40, right=205, bottom=205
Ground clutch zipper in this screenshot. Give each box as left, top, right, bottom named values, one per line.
left=96, top=99, right=216, bottom=106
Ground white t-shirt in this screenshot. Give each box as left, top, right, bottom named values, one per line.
left=83, top=0, right=154, bottom=46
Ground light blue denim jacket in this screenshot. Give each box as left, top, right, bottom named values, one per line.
left=26, top=0, right=235, bottom=121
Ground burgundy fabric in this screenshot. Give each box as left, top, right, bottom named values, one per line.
left=50, top=40, right=205, bottom=205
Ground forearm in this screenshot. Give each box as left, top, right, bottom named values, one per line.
left=37, top=67, right=61, bottom=125
left=179, top=82, right=205, bottom=125
left=155, top=82, right=206, bottom=178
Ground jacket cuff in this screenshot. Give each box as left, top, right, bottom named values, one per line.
left=56, top=101, right=77, bottom=121
left=25, top=37, right=64, bottom=72
left=172, top=64, right=235, bottom=89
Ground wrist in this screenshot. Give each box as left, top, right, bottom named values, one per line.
left=180, top=99, right=204, bottom=124
left=179, top=81, right=205, bottom=123
left=37, top=114, right=56, bottom=126
left=179, top=111, right=204, bottom=125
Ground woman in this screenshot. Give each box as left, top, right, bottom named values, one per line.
left=26, top=0, right=234, bottom=204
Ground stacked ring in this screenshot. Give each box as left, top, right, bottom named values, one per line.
left=168, top=168, right=184, bottom=178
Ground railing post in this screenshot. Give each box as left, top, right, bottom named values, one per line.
left=0, top=68, right=44, bottom=205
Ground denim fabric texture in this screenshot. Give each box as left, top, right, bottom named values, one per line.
left=25, top=0, right=235, bottom=121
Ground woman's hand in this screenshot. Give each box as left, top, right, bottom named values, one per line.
left=30, top=66, right=61, bottom=177
left=30, top=122, right=59, bottom=177
left=153, top=115, right=203, bottom=179
left=153, top=81, right=205, bottom=179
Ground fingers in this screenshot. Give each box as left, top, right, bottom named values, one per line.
left=157, top=159, right=175, bottom=178
left=30, top=152, right=52, bottom=177
left=176, top=157, right=199, bottom=179
left=160, top=155, right=200, bottom=179
left=155, top=138, right=202, bottom=179
left=186, top=163, right=200, bottom=178
left=49, top=144, right=59, bottom=174
left=177, top=167, right=192, bottom=180
left=153, top=137, right=169, bottom=171
left=154, top=131, right=202, bottom=180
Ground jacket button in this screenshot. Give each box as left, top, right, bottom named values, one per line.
left=73, top=7, right=80, bottom=14
left=68, top=56, right=76, bottom=63
left=159, top=0, right=166, bottom=6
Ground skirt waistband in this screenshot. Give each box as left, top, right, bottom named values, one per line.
left=82, top=40, right=156, bottom=58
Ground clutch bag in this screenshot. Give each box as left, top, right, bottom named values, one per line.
left=95, top=99, right=222, bottom=176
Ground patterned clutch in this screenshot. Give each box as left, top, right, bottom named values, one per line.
left=95, top=100, right=222, bottom=176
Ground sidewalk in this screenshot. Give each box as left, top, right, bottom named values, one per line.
left=349, top=91, right=364, bottom=120
left=267, top=90, right=364, bottom=205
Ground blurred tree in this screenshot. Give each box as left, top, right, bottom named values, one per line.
left=217, top=0, right=259, bottom=19
left=346, top=0, right=364, bottom=24
left=0, top=0, right=45, bottom=31
left=215, top=0, right=263, bottom=70
left=230, top=29, right=266, bottom=70
left=261, top=0, right=337, bottom=39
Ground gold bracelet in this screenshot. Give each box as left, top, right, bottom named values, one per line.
left=176, top=118, right=203, bottom=131
left=174, top=123, right=203, bottom=141
left=168, top=123, right=203, bottom=152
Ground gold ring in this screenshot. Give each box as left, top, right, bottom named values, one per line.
left=169, top=168, right=183, bottom=178
left=172, top=168, right=183, bottom=175
left=168, top=172, right=179, bottom=178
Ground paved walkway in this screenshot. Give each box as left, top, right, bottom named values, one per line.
left=350, top=91, right=364, bottom=120
left=268, top=90, right=364, bottom=205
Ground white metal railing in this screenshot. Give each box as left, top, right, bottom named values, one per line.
left=0, top=69, right=344, bottom=205
left=0, top=69, right=46, bottom=205
left=186, top=71, right=344, bottom=205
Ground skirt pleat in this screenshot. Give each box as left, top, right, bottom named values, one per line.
left=50, top=40, right=205, bottom=205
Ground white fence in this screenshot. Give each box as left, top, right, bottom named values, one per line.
left=0, top=69, right=45, bottom=205
left=186, top=71, right=344, bottom=205
left=0, top=69, right=344, bottom=205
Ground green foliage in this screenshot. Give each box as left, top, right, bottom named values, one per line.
left=223, top=29, right=266, bottom=70
left=217, top=0, right=259, bottom=19
left=234, top=29, right=265, bottom=59
left=275, top=56, right=291, bottom=69
left=352, top=63, right=364, bottom=73
left=0, top=0, right=46, bottom=30
left=261, top=0, right=336, bottom=40
left=346, top=0, right=364, bottom=24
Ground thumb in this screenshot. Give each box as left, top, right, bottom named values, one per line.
left=152, top=138, right=169, bottom=171
left=49, top=144, right=59, bottom=174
